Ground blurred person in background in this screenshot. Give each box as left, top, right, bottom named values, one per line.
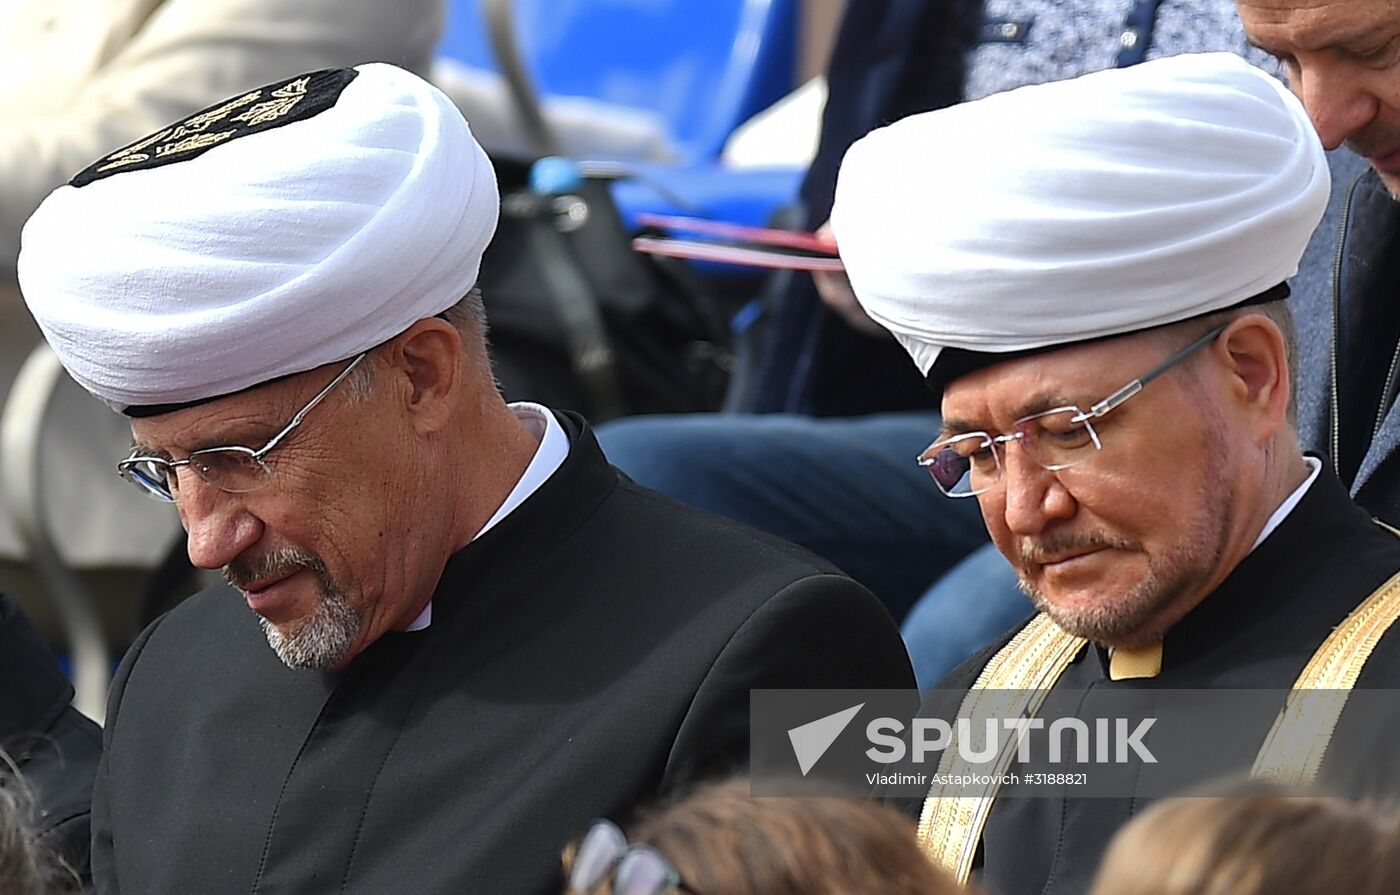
left=1237, top=0, right=1400, bottom=537
left=1088, top=782, right=1400, bottom=895
left=0, top=760, right=81, bottom=895
left=0, top=599, right=97, bottom=886
left=561, top=778, right=968, bottom=895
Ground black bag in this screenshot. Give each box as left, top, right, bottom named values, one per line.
left=476, top=170, right=734, bottom=422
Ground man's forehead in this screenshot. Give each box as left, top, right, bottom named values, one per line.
left=129, top=380, right=297, bottom=452
left=938, top=339, right=1138, bottom=431
left=1238, top=0, right=1395, bottom=51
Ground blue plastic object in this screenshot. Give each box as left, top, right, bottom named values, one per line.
left=606, top=161, right=803, bottom=229
left=447, top=1, right=805, bottom=279
left=529, top=156, right=586, bottom=195
left=439, top=0, right=798, bottom=164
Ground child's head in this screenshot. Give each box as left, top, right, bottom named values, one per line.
left=1090, top=782, right=1400, bottom=895
left=562, top=778, right=965, bottom=895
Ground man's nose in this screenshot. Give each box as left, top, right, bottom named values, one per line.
left=176, top=475, right=263, bottom=570
left=1000, top=443, right=1075, bottom=536
left=1294, top=59, right=1381, bottom=151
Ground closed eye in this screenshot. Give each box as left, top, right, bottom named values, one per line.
left=1351, top=34, right=1400, bottom=67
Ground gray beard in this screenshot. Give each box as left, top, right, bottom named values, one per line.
left=226, top=546, right=363, bottom=670
left=1018, top=420, right=1234, bottom=648
left=257, top=580, right=361, bottom=670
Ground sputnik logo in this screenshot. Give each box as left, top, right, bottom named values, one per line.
left=787, top=704, right=864, bottom=776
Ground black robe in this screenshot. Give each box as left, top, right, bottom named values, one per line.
left=90, top=413, right=915, bottom=894
left=933, top=464, right=1400, bottom=895
left=0, top=594, right=102, bottom=883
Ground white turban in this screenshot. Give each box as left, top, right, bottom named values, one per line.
left=18, top=62, right=499, bottom=413
left=830, top=52, right=1329, bottom=386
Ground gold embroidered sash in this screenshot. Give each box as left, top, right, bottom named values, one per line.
left=1252, top=566, right=1400, bottom=784
left=915, top=614, right=1086, bottom=883
left=919, top=542, right=1400, bottom=882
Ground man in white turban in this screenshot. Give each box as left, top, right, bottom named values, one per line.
left=832, top=52, right=1400, bottom=894
left=0, top=0, right=446, bottom=592
left=18, top=63, right=914, bottom=894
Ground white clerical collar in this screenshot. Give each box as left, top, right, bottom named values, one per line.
left=1248, top=455, right=1322, bottom=553
left=404, top=403, right=570, bottom=631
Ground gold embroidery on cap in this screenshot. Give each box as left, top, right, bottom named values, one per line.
left=95, top=153, right=153, bottom=172
left=96, top=127, right=173, bottom=171
left=95, top=90, right=262, bottom=173
left=232, top=76, right=309, bottom=127
left=74, top=68, right=355, bottom=187
left=100, top=127, right=173, bottom=165
left=155, top=130, right=237, bottom=157
left=91, top=76, right=314, bottom=175
left=177, top=90, right=262, bottom=133
left=273, top=76, right=311, bottom=98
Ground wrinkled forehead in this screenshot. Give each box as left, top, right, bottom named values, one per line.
left=938, top=335, right=1156, bottom=431
left=128, top=373, right=309, bottom=454
left=1237, top=0, right=1394, bottom=51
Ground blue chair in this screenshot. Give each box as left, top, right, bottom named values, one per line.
left=436, top=0, right=806, bottom=227
left=439, top=0, right=798, bottom=164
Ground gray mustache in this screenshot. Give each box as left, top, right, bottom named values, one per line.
left=224, top=546, right=325, bottom=590
left=1019, top=531, right=1138, bottom=566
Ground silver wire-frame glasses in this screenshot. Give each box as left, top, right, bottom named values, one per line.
left=116, top=352, right=369, bottom=502
left=918, top=322, right=1229, bottom=497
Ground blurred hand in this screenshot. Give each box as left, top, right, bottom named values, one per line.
left=811, top=222, right=889, bottom=337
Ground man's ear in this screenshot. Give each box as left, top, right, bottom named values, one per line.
left=387, top=318, right=463, bottom=434
left=1214, top=314, right=1291, bottom=441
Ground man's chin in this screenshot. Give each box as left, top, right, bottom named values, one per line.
left=1354, top=146, right=1400, bottom=200
left=240, top=571, right=317, bottom=625
left=1022, top=579, right=1157, bottom=646
left=1037, top=607, right=1157, bottom=648
left=254, top=592, right=362, bottom=670
left=259, top=616, right=357, bottom=670
left=1379, top=169, right=1400, bottom=202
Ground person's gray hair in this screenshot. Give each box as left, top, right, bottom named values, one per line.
left=1161, top=297, right=1299, bottom=426
left=0, top=755, right=79, bottom=895
left=342, top=285, right=491, bottom=401
left=438, top=285, right=489, bottom=341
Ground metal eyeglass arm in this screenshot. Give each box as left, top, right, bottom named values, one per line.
left=1083, top=322, right=1230, bottom=420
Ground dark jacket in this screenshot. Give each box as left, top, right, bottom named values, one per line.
left=0, top=594, right=102, bottom=885
left=90, top=413, right=914, bottom=895
left=929, top=465, right=1400, bottom=895
left=1291, top=148, right=1400, bottom=524
left=749, top=0, right=977, bottom=415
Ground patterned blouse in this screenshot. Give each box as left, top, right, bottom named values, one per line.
left=965, top=0, right=1282, bottom=102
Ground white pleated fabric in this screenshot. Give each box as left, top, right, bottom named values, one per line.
left=18, top=62, right=498, bottom=413
left=830, top=53, right=1329, bottom=380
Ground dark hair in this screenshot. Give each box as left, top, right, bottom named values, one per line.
left=571, top=778, right=965, bottom=895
